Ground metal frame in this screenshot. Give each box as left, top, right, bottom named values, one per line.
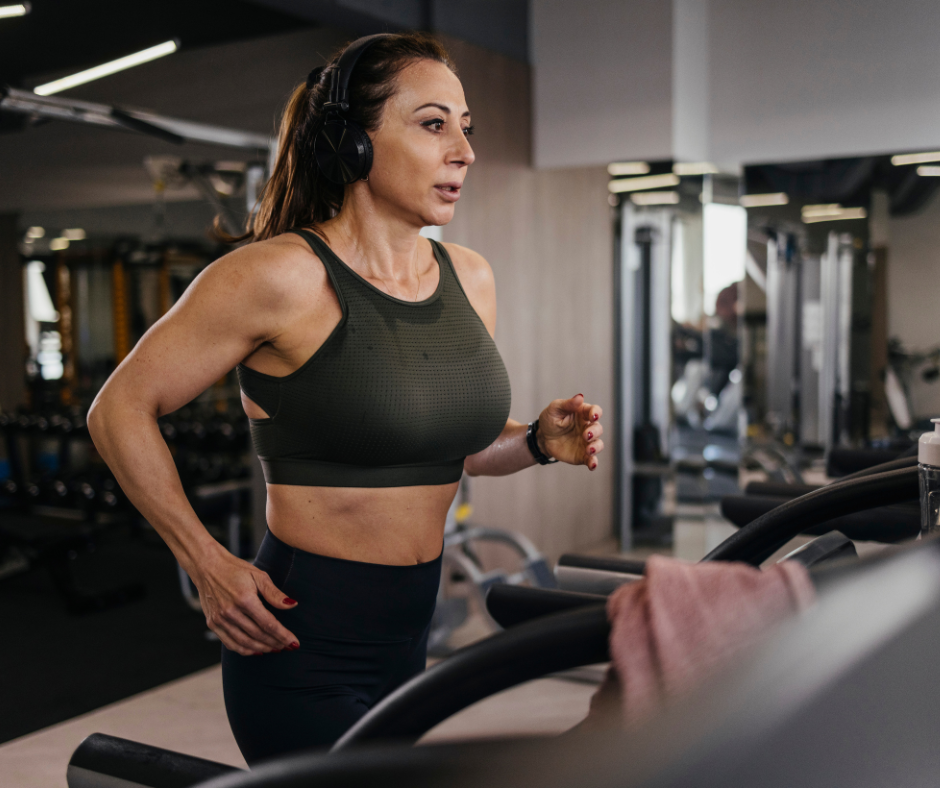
left=617, top=202, right=674, bottom=549
left=0, top=87, right=273, bottom=152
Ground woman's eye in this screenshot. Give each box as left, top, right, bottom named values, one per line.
left=422, top=119, right=445, bottom=132
left=462, top=125, right=475, bottom=137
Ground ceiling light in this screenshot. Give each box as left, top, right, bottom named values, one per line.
left=34, top=40, right=179, bottom=96
left=62, top=228, right=86, bottom=241
left=801, top=203, right=843, bottom=218
left=608, top=173, right=680, bottom=194
left=607, top=161, right=650, bottom=176
left=916, top=166, right=940, bottom=177
left=891, top=151, right=940, bottom=166
left=25, top=226, right=44, bottom=239
left=0, top=3, right=30, bottom=19
left=740, top=192, right=789, bottom=208
left=801, top=204, right=867, bottom=224
left=673, top=162, right=720, bottom=176
left=631, top=191, right=680, bottom=206
left=49, top=237, right=70, bottom=251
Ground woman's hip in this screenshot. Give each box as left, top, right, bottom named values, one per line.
left=250, top=527, right=442, bottom=642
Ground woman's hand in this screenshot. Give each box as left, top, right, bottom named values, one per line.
left=188, top=544, right=300, bottom=656
left=537, top=393, right=605, bottom=470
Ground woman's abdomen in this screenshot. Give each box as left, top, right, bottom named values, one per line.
left=265, top=479, right=458, bottom=565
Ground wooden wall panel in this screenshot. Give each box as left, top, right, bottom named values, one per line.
left=441, top=38, right=615, bottom=559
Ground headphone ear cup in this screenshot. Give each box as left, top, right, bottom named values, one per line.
left=314, top=120, right=373, bottom=184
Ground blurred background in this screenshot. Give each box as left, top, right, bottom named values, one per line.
left=2, top=0, right=940, bottom=777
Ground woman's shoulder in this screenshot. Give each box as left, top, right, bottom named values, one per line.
left=440, top=242, right=497, bottom=334
left=201, top=231, right=330, bottom=309
left=440, top=242, right=495, bottom=289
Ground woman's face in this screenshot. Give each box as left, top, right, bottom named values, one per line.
left=365, top=59, right=475, bottom=228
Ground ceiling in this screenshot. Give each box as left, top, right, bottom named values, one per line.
left=0, top=0, right=309, bottom=88
left=0, top=0, right=527, bottom=218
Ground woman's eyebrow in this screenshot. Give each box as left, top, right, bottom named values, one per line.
left=414, top=102, right=471, bottom=118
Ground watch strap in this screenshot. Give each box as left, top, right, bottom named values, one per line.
left=526, top=418, right=558, bottom=465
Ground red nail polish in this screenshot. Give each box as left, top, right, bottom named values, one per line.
left=290, top=641, right=299, bottom=650
left=590, top=447, right=596, bottom=454
left=577, top=393, right=583, bottom=398
left=283, top=598, right=297, bottom=605
left=587, top=432, right=593, bottom=440
left=591, top=462, right=597, bottom=469
left=592, top=414, right=598, bottom=421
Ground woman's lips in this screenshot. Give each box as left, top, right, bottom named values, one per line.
left=434, top=184, right=462, bottom=202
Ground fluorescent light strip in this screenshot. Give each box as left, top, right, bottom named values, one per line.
left=34, top=40, right=179, bottom=96
left=608, top=173, right=680, bottom=194
left=49, top=238, right=70, bottom=251
left=608, top=161, right=650, bottom=176
left=631, top=191, right=679, bottom=206
left=891, top=151, right=940, bottom=166
left=0, top=3, right=30, bottom=19
left=802, top=203, right=843, bottom=218
left=673, top=161, right=719, bottom=176
left=917, top=166, right=940, bottom=177
left=802, top=207, right=867, bottom=224
left=740, top=192, right=789, bottom=208
left=62, top=228, right=86, bottom=241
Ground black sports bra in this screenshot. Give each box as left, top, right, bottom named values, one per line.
left=236, top=229, right=512, bottom=487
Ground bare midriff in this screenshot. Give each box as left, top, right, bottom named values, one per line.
left=263, top=481, right=458, bottom=566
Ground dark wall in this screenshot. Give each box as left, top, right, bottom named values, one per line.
left=0, top=213, right=26, bottom=412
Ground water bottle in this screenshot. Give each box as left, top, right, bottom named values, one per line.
left=919, top=418, right=940, bottom=535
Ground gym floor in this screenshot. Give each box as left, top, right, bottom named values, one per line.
left=0, top=632, right=601, bottom=788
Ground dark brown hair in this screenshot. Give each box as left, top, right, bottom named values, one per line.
left=216, top=32, right=456, bottom=245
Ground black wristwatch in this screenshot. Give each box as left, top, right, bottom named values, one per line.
left=526, top=418, right=558, bottom=465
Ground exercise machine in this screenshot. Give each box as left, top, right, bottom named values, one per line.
left=65, top=459, right=918, bottom=786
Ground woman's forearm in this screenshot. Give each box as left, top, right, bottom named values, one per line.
left=87, top=398, right=222, bottom=573
left=464, top=418, right=547, bottom=477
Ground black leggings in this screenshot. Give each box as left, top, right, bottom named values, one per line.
left=221, top=529, right=442, bottom=764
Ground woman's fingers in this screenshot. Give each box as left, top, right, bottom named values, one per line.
left=252, top=571, right=301, bottom=648
left=580, top=402, right=602, bottom=425
left=585, top=439, right=605, bottom=469
left=211, top=618, right=272, bottom=656
left=243, top=597, right=300, bottom=650
left=255, top=571, right=299, bottom=611
left=584, top=422, right=604, bottom=442
left=225, top=607, right=286, bottom=651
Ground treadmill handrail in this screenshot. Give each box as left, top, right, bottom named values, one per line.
left=331, top=604, right=610, bottom=750
left=705, top=466, right=919, bottom=565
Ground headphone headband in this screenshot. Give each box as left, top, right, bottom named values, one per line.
left=326, top=33, right=391, bottom=112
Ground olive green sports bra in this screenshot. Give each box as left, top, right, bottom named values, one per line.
left=236, top=229, right=512, bottom=487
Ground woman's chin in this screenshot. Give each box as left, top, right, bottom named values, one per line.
left=422, top=206, right=456, bottom=227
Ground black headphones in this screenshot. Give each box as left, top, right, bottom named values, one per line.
left=312, top=34, right=390, bottom=185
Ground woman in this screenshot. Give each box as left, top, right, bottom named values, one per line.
left=87, top=32, right=605, bottom=763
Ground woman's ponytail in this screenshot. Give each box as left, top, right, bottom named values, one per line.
left=213, top=32, right=455, bottom=246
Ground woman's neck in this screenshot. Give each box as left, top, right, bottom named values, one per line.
left=320, top=192, right=427, bottom=282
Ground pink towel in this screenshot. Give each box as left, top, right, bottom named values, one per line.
left=584, top=555, right=816, bottom=729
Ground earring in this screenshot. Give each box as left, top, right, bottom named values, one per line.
left=360, top=174, right=369, bottom=181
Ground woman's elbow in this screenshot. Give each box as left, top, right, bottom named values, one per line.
left=86, top=394, right=111, bottom=446
left=86, top=389, right=130, bottom=446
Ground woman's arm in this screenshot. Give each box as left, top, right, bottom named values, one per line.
left=444, top=243, right=605, bottom=478
left=87, top=238, right=310, bottom=656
